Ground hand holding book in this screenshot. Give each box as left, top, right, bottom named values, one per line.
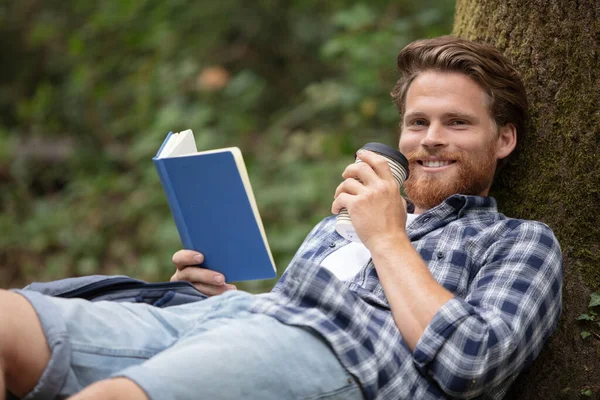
left=153, top=130, right=277, bottom=283
left=170, top=249, right=237, bottom=296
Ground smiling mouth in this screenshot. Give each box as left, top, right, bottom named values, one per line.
left=418, top=160, right=456, bottom=168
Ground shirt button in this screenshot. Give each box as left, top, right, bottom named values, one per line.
left=423, top=216, right=431, bottom=223
left=329, top=242, right=336, bottom=248
left=436, top=251, right=445, bottom=260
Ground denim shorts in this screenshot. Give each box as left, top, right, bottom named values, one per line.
left=12, top=290, right=363, bottom=400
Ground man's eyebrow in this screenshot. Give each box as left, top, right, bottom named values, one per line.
left=403, top=111, right=427, bottom=120
left=403, top=111, right=480, bottom=121
left=444, top=111, right=480, bottom=121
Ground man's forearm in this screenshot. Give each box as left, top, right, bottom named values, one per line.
left=369, top=233, right=454, bottom=351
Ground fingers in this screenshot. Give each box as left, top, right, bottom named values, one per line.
left=342, top=162, right=379, bottom=185
left=331, top=192, right=352, bottom=214
left=170, top=267, right=236, bottom=297
left=172, top=249, right=204, bottom=270
left=355, top=151, right=394, bottom=180
left=171, top=250, right=238, bottom=297
left=341, top=151, right=395, bottom=187
left=171, top=265, right=225, bottom=286
left=185, top=280, right=237, bottom=296
left=334, top=151, right=396, bottom=214
left=334, top=177, right=366, bottom=199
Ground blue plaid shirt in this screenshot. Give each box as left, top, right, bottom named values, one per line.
left=250, top=195, right=562, bottom=399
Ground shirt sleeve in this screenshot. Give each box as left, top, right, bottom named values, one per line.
left=412, top=220, right=563, bottom=398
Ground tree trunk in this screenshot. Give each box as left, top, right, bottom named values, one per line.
left=453, top=0, right=600, bottom=398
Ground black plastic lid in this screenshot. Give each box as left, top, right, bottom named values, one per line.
left=359, top=142, right=409, bottom=172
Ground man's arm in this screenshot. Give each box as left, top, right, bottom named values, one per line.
left=333, top=150, right=563, bottom=398
left=332, top=149, right=453, bottom=349
left=408, top=221, right=562, bottom=397
left=368, top=233, right=454, bottom=351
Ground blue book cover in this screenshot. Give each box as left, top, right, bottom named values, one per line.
left=153, top=130, right=276, bottom=282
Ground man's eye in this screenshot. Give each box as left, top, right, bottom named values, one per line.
left=450, top=120, right=467, bottom=126
left=410, top=119, right=427, bottom=126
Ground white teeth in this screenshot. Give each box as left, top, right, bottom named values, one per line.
left=422, top=160, right=452, bottom=168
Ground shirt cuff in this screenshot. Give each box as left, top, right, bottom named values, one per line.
left=412, top=297, right=473, bottom=372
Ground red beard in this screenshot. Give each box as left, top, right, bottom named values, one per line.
left=403, top=143, right=497, bottom=210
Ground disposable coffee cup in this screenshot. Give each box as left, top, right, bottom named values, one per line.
left=336, top=142, right=409, bottom=243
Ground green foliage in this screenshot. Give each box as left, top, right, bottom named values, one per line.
left=580, top=331, right=591, bottom=340
left=589, top=292, right=600, bottom=308
left=577, top=313, right=596, bottom=322
left=577, top=292, right=600, bottom=340
left=0, top=0, right=454, bottom=291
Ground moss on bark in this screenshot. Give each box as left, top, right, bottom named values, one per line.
left=454, top=0, right=600, bottom=398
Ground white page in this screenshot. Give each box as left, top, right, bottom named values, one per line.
left=158, top=130, right=198, bottom=158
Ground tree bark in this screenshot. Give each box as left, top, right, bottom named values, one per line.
left=453, top=0, right=600, bottom=398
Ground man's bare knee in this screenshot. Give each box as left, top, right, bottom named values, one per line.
left=0, top=289, right=50, bottom=397
left=68, top=378, right=149, bottom=400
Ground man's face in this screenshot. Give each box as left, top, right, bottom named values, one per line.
left=398, top=71, right=508, bottom=212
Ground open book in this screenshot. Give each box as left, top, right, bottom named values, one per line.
left=153, top=130, right=276, bottom=282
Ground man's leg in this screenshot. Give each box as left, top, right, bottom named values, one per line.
left=2, top=288, right=363, bottom=400
left=0, top=289, right=51, bottom=398
left=2, top=287, right=231, bottom=399
left=67, top=378, right=147, bottom=400
left=103, top=312, right=364, bottom=400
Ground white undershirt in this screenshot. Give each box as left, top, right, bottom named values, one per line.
left=320, top=214, right=418, bottom=281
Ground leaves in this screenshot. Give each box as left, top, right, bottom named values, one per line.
left=581, top=331, right=591, bottom=340
left=590, top=292, right=600, bottom=308
left=333, top=4, right=377, bottom=31
left=577, top=314, right=595, bottom=321
left=0, top=0, right=455, bottom=290
left=577, top=294, right=600, bottom=340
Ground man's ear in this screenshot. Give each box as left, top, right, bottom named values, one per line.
left=495, top=123, right=517, bottom=160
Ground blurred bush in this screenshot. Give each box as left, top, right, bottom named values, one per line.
left=0, top=0, right=454, bottom=291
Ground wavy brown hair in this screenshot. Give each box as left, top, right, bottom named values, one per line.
left=391, top=36, right=529, bottom=144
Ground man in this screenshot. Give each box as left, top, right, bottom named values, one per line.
left=1, top=36, right=562, bottom=400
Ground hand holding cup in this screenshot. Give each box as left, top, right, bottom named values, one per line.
left=335, top=143, right=409, bottom=243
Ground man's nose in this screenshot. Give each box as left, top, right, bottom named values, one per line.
left=420, top=123, right=448, bottom=148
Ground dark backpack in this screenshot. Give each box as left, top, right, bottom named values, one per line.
left=22, top=275, right=208, bottom=307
